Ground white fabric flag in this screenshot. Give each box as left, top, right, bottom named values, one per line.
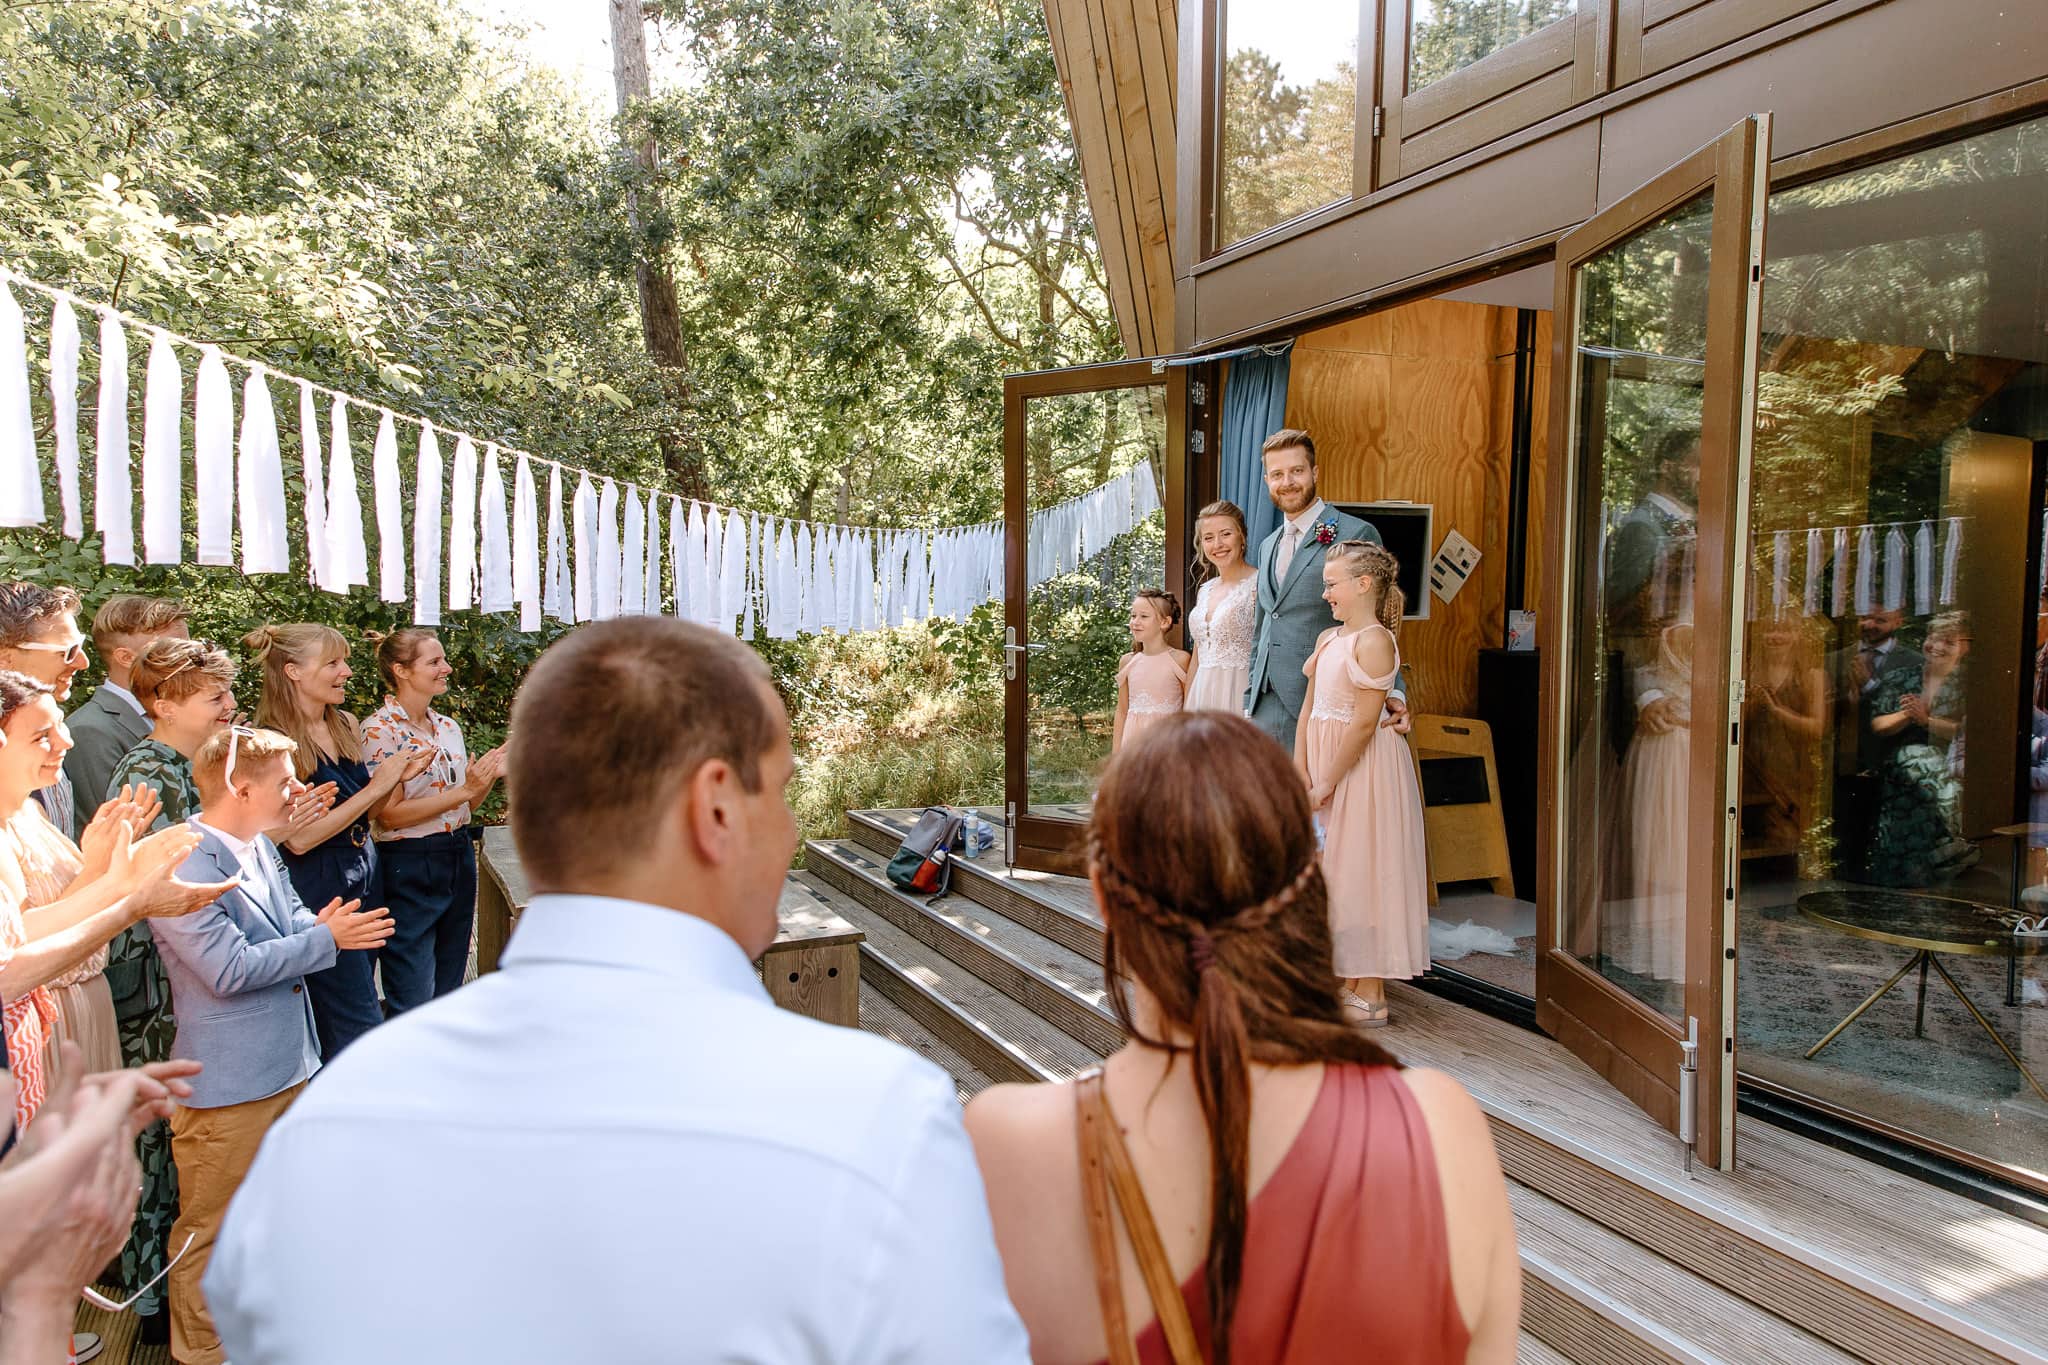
left=795, top=523, right=816, bottom=632
left=95, top=311, right=135, bottom=564
left=479, top=447, right=514, bottom=614
left=571, top=474, right=596, bottom=622
left=668, top=497, right=687, bottom=621
left=411, top=427, right=445, bottom=626
left=642, top=491, right=663, bottom=616
left=0, top=281, right=43, bottom=529
left=1770, top=530, right=1789, bottom=614
left=681, top=501, right=706, bottom=623
left=1940, top=517, right=1963, bottom=606
left=700, top=507, right=724, bottom=629
left=325, top=397, right=369, bottom=591
left=193, top=346, right=234, bottom=565
left=1831, top=527, right=1850, bottom=618
left=544, top=465, right=571, bottom=623
left=1853, top=526, right=1874, bottom=616
left=620, top=486, right=645, bottom=616
left=722, top=509, right=748, bottom=634
left=235, top=371, right=290, bottom=574
left=1803, top=528, right=1823, bottom=618
left=514, top=454, right=541, bottom=631
left=1882, top=526, right=1907, bottom=613
left=741, top=513, right=760, bottom=638
left=447, top=436, right=478, bottom=612
left=296, top=381, right=327, bottom=589
left=371, top=411, right=406, bottom=602
left=141, top=331, right=183, bottom=563
left=1913, top=521, right=1935, bottom=617
left=48, top=299, right=81, bottom=538
left=595, top=479, right=621, bottom=621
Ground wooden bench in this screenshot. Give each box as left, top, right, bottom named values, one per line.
left=476, top=825, right=864, bottom=1027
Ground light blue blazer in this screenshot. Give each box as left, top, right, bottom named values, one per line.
left=1245, top=505, right=1380, bottom=721
left=154, top=821, right=337, bottom=1109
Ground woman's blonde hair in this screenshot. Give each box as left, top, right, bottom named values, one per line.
left=132, top=638, right=236, bottom=717
left=1192, top=500, right=1248, bottom=577
left=1327, top=540, right=1405, bottom=636
left=365, top=626, right=439, bottom=695
left=241, top=623, right=361, bottom=778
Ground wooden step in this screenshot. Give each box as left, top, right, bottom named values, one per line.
left=1517, top=1334, right=1573, bottom=1365
left=805, top=838, right=1122, bottom=1056
left=790, top=870, right=1104, bottom=1086
left=845, top=808, right=1106, bottom=963
left=858, top=986, right=999, bottom=1102
left=1512, top=1182, right=1856, bottom=1365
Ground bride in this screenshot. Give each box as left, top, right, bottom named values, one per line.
left=1186, top=500, right=1259, bottom=714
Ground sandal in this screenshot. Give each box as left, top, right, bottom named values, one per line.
left=1343, top=992, right=1390, bottom=1028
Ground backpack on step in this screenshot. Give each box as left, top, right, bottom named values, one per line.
left=886, top=807, right=963, bottom=896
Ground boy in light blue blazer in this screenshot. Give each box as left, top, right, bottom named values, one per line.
left=153, top=725, right=393, bottom=1365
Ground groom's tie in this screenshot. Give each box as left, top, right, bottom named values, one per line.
left=1275, top=524, right=1301, bottom=587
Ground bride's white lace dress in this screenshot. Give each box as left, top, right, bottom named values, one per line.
left=1186, top=573, right=1257, bottom=714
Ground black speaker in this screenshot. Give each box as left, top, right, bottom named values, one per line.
left=1477, top=648, right=1540, bottom=901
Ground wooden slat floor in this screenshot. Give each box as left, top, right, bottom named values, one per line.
left=73, top=1295, right=168, bottom=1365
left=1386, top=981, right=2048, bottom=1360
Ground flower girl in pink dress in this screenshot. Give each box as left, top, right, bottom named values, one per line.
left=1297, top=541, right=1429, bottom=1027
left=1113, top=589, right=1189, bottom=753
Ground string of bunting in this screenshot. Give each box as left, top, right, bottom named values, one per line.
left=0, top=268, right=1162, bottom=636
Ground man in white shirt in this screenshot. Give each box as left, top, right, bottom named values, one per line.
left=206, top=618, right=1031, bottom=1364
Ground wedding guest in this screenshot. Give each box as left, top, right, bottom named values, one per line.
left=1830, top=606, right=1921, bottom=881
left=965, top=711, right=1519, bottom=1364
left=207, top=619, right=1029, bottom=1364
left=66, top=594, right=191, bottom=830
left=1867, top=610, right=1973, bottom=887
left=1741, top=614, right=1828, bottom=860
left=1299, top=542, right=1428, bottom=1028
left=0, top=582, right=93, bottom=836
left=1114, top=591, right=1188, bottom=753
left=1186, top=502, right=1259, bottom=715
left=361, top=629, right=503, bottom=1011
left=1601, top=622, right=1693, bottom=987
left=104, top=637, right=240, bottom=1342
left=154, top=725, right=394, bottom=1365
left=0, top=672, right=227, bottom=1132
left=243, top=624, right=426, bottom=1059
left=1243, top=433, right=1408, bottom=752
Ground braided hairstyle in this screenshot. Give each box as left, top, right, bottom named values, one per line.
left=1327, top=539, right=1404, bottom=636
left=1133, top=587, right=1182, bottom=631
left=1089, top=711, right=1396, bottom=1365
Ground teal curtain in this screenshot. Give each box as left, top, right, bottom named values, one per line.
left=1218, top=350, right=1291, bottom=566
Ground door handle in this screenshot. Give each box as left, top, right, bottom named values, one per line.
left=1003, top=627, right=1048, bottom=680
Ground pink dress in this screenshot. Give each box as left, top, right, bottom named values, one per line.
left=1119, top=650, right=1188, bottom=749
left=1303, top=627, right=1430, bottom=980
left=1600, top=624, right=1692, bottom=982
left=4, top=803, right=121, bottom=1081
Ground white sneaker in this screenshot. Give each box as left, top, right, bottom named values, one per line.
left=72, top=1332, right=104, bottom=1363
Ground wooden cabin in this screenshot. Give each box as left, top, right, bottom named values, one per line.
left=796, top=3, right=2048, bottom=1362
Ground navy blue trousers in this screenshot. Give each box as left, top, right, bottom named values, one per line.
left=377, top=831, right=477, bottom=1013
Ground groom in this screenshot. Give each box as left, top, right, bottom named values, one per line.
left=1244, top=429, right=1409, bottom=751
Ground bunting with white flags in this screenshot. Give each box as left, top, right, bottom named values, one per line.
left=447, top=436, right=478, bottom=612
left=296, top=380, right=326, bottom=589
left=95, top=311, right=134, bottom=565
left=514, top=454, right=541, bottom=632
left=236, top=371, right=290, bottom=575
left=47, top=298, right=80, bottom=537
left=324, top=397, right=369, bottom=592
left=372, top=410, right=405, bottom=601
left=479, top=447, right=514, bottom=615
left=194, top=347, right=235, bottom=566
left=0, top=281, right=43, bottom=528
left=412, top=427, right=444, bottom=627
left=141, top=331, right=182, bottom=564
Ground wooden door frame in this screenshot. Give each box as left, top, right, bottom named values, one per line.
left=1535, top=114, right=1769, bottom=1171
left=1003, top=359, right=1189, bottom=876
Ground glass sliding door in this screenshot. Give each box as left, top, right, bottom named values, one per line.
left=1537, top=116, right=1770, bottom=1170
left=1003, top=361, right=1185, bottom=874
left=1736, top=112, right=2048, bottom=1193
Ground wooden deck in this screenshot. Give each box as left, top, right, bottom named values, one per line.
left=823, top=807, right=2048, bottom=1365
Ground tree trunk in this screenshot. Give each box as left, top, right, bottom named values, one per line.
left=609, top=0, right=701, bottom=497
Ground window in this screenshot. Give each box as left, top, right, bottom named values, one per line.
left=1215, top=0, right=1359, bottom=249
left=1409, top=0, right=1578, bottom=91
left=1737, top=114, right=2048, bottom=1187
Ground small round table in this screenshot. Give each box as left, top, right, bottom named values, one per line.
left=1797, top=890, right=2045, bottom=1103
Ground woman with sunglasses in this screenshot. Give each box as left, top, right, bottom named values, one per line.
left=361, top=630, right=503, bottom=1012
left=243, top=625, right=428, bottom=1060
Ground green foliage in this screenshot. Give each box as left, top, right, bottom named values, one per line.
left=1408, top=0, right=1574, bottom=92
left=1217, top=48, right=1354, bottom=247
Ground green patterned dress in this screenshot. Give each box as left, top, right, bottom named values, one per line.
left=105, top=738, right=194, bottom=1303
left=1866, top=668, right=1972, bottom=888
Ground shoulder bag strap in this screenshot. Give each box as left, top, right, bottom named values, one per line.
left=1076, top=1070, right=1138, bottom=1365
left=1079, top=1071, right=1207, bottom=1365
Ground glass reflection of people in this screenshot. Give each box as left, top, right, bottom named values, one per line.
left=1866, top=611, right=1972, bottom=887
left=1743, top=613, right=1829, bottom=858
left=1831, top=606, right=1923, bottom=880
left=1601, top=621, right=1693, bottom=987
left=1111, top=590, right=1187, bottom=754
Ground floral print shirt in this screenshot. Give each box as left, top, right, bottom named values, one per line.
left=363, top=699, right=470, bottom=840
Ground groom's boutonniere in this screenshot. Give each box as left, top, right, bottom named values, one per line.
left=1313, top=520, right=1337, bottom=547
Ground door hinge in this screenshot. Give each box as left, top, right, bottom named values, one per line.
left=1190, top=379, right=1207, bottom=406
left=1004, top=802, right=1016, bottom=867
left=1190, top=429, right=1207, bottom=455
left=1679, top=1016, right=1700, bottom=1169
left=1372, top=106, right=1384, bottom=138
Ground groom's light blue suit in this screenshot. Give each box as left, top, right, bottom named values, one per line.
left=1245, top=504, right=1380, bottom=752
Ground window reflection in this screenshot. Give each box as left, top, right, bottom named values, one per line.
left=1739, top=115, right=2048, bottom=1185
left=1217, top=0, right=1357, bottom=248
left=1408, top=0, right=1577, bottom=91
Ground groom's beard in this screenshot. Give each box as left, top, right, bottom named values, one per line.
left=1272, top=486, right=1315, bottom=516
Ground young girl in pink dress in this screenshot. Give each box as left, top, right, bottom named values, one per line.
left=1113, top=590, right=1189, bottom=753
left=1298, top=541, right=1429, bottom=1027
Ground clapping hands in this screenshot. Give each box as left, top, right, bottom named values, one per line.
left=315, top=897, right=395, bottom=951
left=462, top=746, right=506, bottom=802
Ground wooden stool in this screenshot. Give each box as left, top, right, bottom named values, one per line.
left=1408, top=715, right=1515, bottom=906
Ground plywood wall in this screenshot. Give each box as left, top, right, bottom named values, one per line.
left=1044, top=0, right=1178, bottom=358
left=1282, top=299, right=1551, bottom=717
